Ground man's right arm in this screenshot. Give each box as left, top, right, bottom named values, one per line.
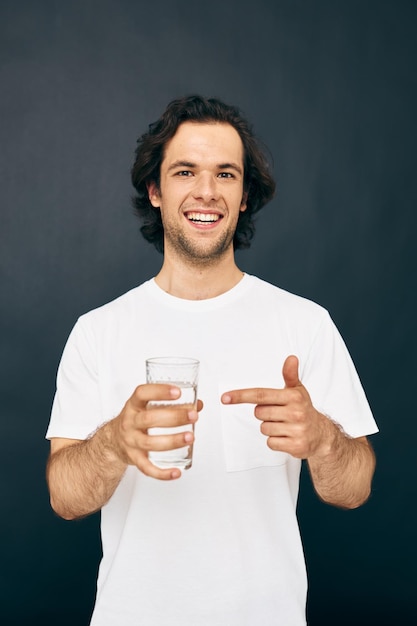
left=47, top=425, right=127, bottom=520
left=46, top=383, right=200, bottom=520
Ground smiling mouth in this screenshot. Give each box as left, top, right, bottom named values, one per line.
left=185, top=212, right=222, bottom=224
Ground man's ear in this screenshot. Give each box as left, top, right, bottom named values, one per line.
left=147, top=182, right=161, bottom=208
left=240, top=191, right=248, bottom=212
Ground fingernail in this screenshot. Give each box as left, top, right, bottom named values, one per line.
left=187, top=410, right=198, bottom=422
left=184, top=431, right=193, bottom=443
left=170, top=387, right=181, bottom=398
left=222, top=394, right=231, bottom=404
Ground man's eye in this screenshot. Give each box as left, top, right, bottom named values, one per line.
left=218, top=172, right=233, bottom=178
left=177, top=170, right=192, bottom=177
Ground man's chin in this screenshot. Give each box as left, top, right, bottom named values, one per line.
left=170, top=234, right=234, bottom=264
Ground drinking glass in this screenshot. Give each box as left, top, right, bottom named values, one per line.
left=146, top=356, right=199, bottom=469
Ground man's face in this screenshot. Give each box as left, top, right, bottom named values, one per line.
left=148, top=121, right=247, bottom=265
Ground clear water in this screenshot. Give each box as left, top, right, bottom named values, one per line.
left=148, top=383, right=196, bottom=469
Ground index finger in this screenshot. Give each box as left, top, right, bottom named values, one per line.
left=221, top=387, right=285, bottom=406
left=130, top=383, right=181, bottom=409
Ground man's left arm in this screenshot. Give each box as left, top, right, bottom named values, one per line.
left=221, top=355, right=376, bottom=509
left=304, top=418, right=375, bottom=509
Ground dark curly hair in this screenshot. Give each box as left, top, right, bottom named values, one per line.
left=131, top=95, right=276, bottom=253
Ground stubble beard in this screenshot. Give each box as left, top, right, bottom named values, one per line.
left=164, top=221, right=236, bottom=268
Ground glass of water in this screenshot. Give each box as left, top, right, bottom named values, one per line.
left=145, top=357, right=199, bottom=470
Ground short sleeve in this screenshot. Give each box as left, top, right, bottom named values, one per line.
left=46, top=317, right=103, bottom=440
left=301, top=311, right=378, bottom=438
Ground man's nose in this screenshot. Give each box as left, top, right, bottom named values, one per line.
left=192, top=173, right=220, bottom=203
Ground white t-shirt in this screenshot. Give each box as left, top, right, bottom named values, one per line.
left=47, top=274, right=378, bottom=626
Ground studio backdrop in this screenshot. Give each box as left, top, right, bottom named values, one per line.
left=1, top=1, right=416, bottom=624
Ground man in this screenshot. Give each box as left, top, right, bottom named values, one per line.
left=46, top=95, right=378, bottom=625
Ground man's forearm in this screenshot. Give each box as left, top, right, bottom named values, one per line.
left=307, top=417, right=376, bottom=509
left=47, top=420, right=127, bottom=520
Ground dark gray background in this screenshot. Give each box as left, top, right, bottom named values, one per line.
left=1, top=1, right=416, bottom=624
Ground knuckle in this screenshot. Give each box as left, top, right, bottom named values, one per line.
left=266, top=436, right=279, bottom=451
left=289, top=388, right=304, bottom=405
left=118, top=419, right=128, bottom=437
left=123, top=433, right=136, bottom=449
left=140, top=433, right=154, bottom=452
left=292, top=408, right=305, bottom=424
left=293, top=438, right=307, bottom=458
left=295, top=389, right=304, bottom=402
left=254, top=405, right=264, bottom=419
left=131, top=385, right=144, bottom=403
left=255, top=388, right=267, bottom=404
left=260, top=421, right=270, bottom=436
left=140, top=409, right=153, bottom=429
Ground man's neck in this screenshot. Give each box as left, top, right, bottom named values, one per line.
left=155, top=253, right=244, bottom=301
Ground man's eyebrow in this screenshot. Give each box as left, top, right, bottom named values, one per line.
left=167, top=160, right=243, bottom=175
left=218, top=162, right=243, bottom=175
left=167, top=160, right=195, bottom=172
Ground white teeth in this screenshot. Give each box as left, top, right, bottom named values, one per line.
left=187, top=212, right=220, bottom=222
